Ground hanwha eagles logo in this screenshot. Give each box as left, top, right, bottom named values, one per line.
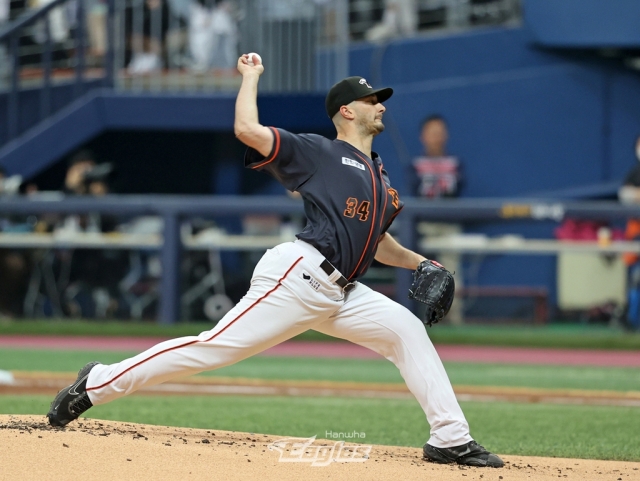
left=359, top=78, right=372, bottom=88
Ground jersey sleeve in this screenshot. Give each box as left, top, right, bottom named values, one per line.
left=380, top=166, right=405, bottom=235
left=244, top=127, right=319, bottom=192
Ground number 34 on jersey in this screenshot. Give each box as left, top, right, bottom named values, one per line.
left=343, top=197, right=370, bottom=221
left=343, top=189, right=399, bottom=223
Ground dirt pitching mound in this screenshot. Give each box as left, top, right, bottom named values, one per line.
left=1, top=415, right=638, bottom=481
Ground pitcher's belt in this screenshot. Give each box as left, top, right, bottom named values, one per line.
left=319, top=259, right=356, bottom=293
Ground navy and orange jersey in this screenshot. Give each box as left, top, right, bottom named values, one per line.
left=244, top=127, right=404, bottom=281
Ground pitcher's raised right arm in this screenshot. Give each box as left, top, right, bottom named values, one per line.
left=234, top=54, right=273, bottom=157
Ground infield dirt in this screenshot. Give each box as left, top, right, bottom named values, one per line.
left=1, top=415, right=639, bottom=481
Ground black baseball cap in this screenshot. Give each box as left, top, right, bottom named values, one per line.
left=325, top=76, right=393, bottom=118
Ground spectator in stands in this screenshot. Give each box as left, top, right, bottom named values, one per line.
left=0, top=166, right=30, bottom=318
left=57, top=150, right=126, bottom=318
left=62, top=150, right=113, bottom=199
left=409, top=114, right=462, bottom=198
left=189, top=0, right=238, bottom=72
left=126, top=0, right=170, bottom=74
left=87, top=0, right=108, bottom=64
left=0, top=0, right=7, bottom=22
left=64, top=150, right=100, bottom=196
left=365, top=0, right=417, bottom=42
left=0, top=246, right=29, bottom=318
left=410, top=114, right=464, bottom=324
left=32, top=0, right=69, bottom=45
left=0, top=0, right=9, bottom=87
left=618, top=134, right=640, bottom=331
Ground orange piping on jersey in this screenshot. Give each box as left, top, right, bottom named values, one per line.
left=252, top=127, right=281, bottom=169
left=348, top=152, right=378, bottom=280
left=377, top=165, right=389, bottom=234
left=372, top=206, right=404, bottom=255
left=359, top=163, right=391, bottom=277
left=87, top=256, right=304, bottom=392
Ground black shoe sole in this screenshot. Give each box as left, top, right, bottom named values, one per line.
left=47, top=362, right=98, bottom=427
left=423, top=443, right=504, bottom=468
left=423, top=444, right=456, bottom=464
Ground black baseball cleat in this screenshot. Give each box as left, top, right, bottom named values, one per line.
left=423, top=440, right=504, bottom=468
left=47, top=361, right=100, bottom=427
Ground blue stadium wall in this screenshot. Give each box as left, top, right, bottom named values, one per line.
left=351, top=26, right=640, bottom=198
left=5, top=25, right=640, bottom=195
left=344, top=26, right=640, bottom=311
left=4, top=24, right=640, bottom=312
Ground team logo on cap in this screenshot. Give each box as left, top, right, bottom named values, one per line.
left=359, top=78, right=372, bottom=88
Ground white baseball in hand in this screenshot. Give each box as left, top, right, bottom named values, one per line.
left=246, top=52, right=262, bottom=66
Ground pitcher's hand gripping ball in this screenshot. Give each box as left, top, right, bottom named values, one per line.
left=408, top=260, right=455, bottom=327
left=246, top=52, right=262, bottom=66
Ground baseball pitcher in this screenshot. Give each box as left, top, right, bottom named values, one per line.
left=47, top=53, right=503, bottom=468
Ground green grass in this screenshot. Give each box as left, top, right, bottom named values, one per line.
left=0, top=349, right=139, bottom=372
left=2, top=319, right=640, bottom=349
left=444, top=363, right=640, bottom=391
left=0, top=319, right=343, bottom=343
left=0, top=319, right=215, bottom=338
left=2, top=348, right=639, bottom=391
left=426, top=324, right=640, bottom=350
left=460, top=401, right=640, bottom=461
left=209, top=358, right=640, bottom=392
left=2, top=395, right=639, bottom=461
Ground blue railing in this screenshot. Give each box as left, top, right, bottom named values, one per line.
left=0, top=0, right=115, bottom=143
left=0, top=195, right=637, bottom=324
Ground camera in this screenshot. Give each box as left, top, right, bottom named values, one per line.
left=82, top=163, right=114, bottom=184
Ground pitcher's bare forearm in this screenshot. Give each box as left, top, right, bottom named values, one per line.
left=375, top=233, right=427, bottom=270
left=234, top=73, right=259, bottom=134
left=234, top=55, right=273, bottom=156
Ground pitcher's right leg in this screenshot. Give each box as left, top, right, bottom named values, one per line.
left=86, top=250, right=326, bottom=405
left=48, top=241, right=348, bottom=426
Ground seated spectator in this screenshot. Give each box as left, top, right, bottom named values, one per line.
left=57, top=150, right=127, bottom=318
left=0, top=247, right=29, bottom=318
left=0, top=167, right=30, bottom=318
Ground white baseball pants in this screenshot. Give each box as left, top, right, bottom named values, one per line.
left=86, top=240, right=472, bottom=448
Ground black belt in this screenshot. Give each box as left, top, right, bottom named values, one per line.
left=319, top=259, right=356, bottom=293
